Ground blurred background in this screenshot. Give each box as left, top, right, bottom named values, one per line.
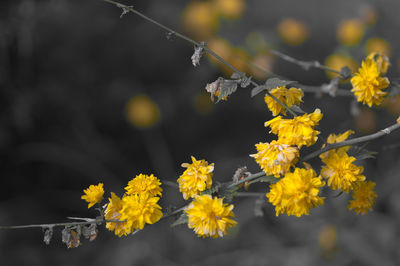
left=1, top=0, right=400, bottom=265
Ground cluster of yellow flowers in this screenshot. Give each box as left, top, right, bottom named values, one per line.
left=178, top=156, right=237, bottom=238
left=81, top=174, right=163, bottom=237
left=251, top=79, right=378, bottom=216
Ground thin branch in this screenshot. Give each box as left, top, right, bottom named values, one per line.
left=101, top=0, right=297, bottom=117
left=270, top=49, right=342, bottom=76
left=228, top=171, right=266, bottom=188
left=235, top=192, right=265, bottom=197
left=0, top=219, right=122, bottom=230
left=302, top=122, right=400, bottom=162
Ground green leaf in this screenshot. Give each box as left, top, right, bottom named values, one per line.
left=265, top=78, right=297, bottom=90
left=171, top=212, right=188, bottom=227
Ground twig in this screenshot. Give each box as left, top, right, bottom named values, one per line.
left=270, top=49, right=342, bottom=75
left=0, top=219, right=123, bottom=230
left=235, top=192, right=265, bottom=197
left=302, top=122, right=400, bottom=162
left=228, top=171, right=266, bottom=188
left=101, top=0, right=297, bottom=117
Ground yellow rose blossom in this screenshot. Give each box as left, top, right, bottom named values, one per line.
left=366, top=52, right=390, bottom=75
left=320, top=130, right=355, bottom=159
left=265, top=109, right=323, bottom=148
left=267, top=168, right=325, bottom=217
left=104, top=193, right=130, bottom=237
left=185, top=194, right=237, bottom=238
left=250, top=140, right=299, bottom=177
left=351, top=54, right=390, bottom=107
left=178, top=156, right=214, bottom=200
left=125, top=174, right=162, bottom=197
left=81, top=183, right=104, bottom=208
left=321, top=151, right=365, bottom=193
left=120, top=193, right=163, bottom=231
left=264, top=86, right=304, bottom=116
left=337, top=19, right=365, bottom=46
left=348, top=181, right=377, bottom=214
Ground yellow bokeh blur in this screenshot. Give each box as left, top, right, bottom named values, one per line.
left=125, top=95, right=160, bottom=129
left=324, top=53, right=358, bottom=79
left=206, top=37, right=233, bottom=69
left=383, top=95, right=400, bottom=116
left=212, top=0, right=245, bottom=20
left=182, top=1, right=219, bottom=39
left=365, top=37, right=391, bottom=57
left=318, top=224, right=337, bottom=252
left=337, top=19, right=365, bottom=46
left=355, top=108, right=376, bottom=133
left=250, top=53, right=274, bottom=80
left=277, top=18, right=309, bottom=46
left=360, top=5, right=378, bottom=26
left=194, top=91, right=214, bottom=114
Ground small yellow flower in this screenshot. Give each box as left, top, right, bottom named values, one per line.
left=337, top=19, right=365, bottom=46
left=351, top=54, right=390, bottom=107
left=366, top=52, right=390, bottom=75
left=81, top=183, right=104, bottom=208
left=125, top=174, right=162, bottom=197
left=185, top=194, right=237, bottom=238
left=397, top=116, right=400, bottom=125
left=120, top=193, right=163, bottom=231
left=264, top=86, right=304, bottom=116
left=250, top=140, right=299, bottom=177
left=320, top=151, right=365, bottom=193
left=348, top=181, right=377, bottom=214
left=104, top=193, right=130, bottom=237
left=265, top=109, right=323, bottom=148
left=178, top=156, right=214, bottom=200
left=277, top=18, right=309, bottom=46
left=267, top=168, right=325, bottom=217
left=320, top=130, right=355, bottom=159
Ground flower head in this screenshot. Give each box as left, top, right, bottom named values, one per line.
left=250, top=140, right=299, bottom=177
left=321, top=151, right=365, bottom=193
left=267, top=168, right=325, bottom=217
left=125, top=174, right=162, bottom=197
left=264, top=86, right=303, bottom=116
left=265, top=109, right=323, bottom=148
left=178, top=156, right=214, bottom=200
left=81, top=183, right=104, bottom=208
left=366, top=52, right=390, bottom=75
left=185, top=194, right=237, bottom=238
left=104, top=193, right=130, bottom=237
left=120, top=193, right=163, bottom=231
left=348, top=181, right=377, bottom=215
left=351, top=54, right=390, bottom=107
left=320, top=130, right=355, bottom=159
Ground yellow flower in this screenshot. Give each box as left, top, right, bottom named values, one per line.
left=212, top=0, right=245, bottom=19
left=104, top=193, right=130, bottom=237
left=125, top=174, right=162, bottom=197
left=265, top=109, right=323, bottom=148
left=250, top=140, right=299, bottom=177
left=125, top=95, right=160, bottom=129
left=267, top=168, right=325, bottom=217
left=320, top=130, right=355, bottom=159
left=81, top=183, right=104, bottom=208
left=185, top=195, right=237, bottom=238
left=277, top=18, right=309, bottom=46
left=365, top=38, right=391, bottom=57
left=178, top=156, right=214, bottom=200
left=337, top=19, right=365, bottom=46
left=351, top=55, right=390, bottom=107
left=366, top=52, right=390, bottom=75
left=348, top=181, right=377, bottom=214
left=397, top=116, right=400, bottom=125
left=264, top=86, right=304, bottom=116
left=120, top=193, right=163, bottom=231
left=320, top=151, right=365, bottom=193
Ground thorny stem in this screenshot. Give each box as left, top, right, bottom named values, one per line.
left=301, top=122, right=400, bottom=162
left=101, top=0, right=297, bottom=117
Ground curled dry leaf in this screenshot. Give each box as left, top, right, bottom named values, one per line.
left=191, top=41, right=206, bottom=67
left=62, top=228, right=81, bottom=249
left=205, top=77, right=238, bottom=102
left=43, top=226, right=53, bottom=245
left=233, top=166, right=251, bottom=190
left=82, top=224, right=98, bottom=242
